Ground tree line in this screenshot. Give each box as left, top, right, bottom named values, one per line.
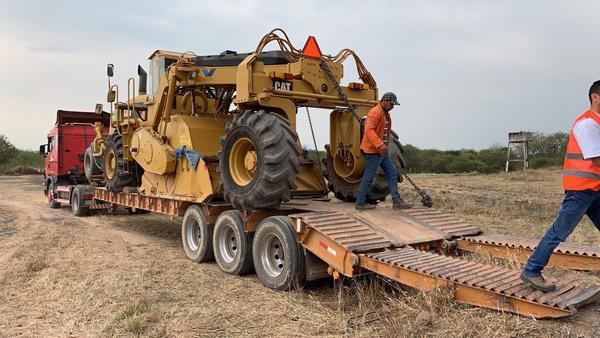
left=306, top=131, right=569, bottom=174
left=0, top=135, right=44, bottom=175
left=400, top=131, right=568, bottom=173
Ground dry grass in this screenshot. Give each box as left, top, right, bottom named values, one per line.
left=24, top=256, right=48, bottom=273
left=120, top=300, right=147, bottom=335
left=0, top=173, right=599, bottom=337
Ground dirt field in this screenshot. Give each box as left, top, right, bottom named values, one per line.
left=1, top=170, right=599, bottom=337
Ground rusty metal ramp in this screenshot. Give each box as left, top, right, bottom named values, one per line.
left=401, top=207, right=481, bottom=237
left=360, top=247, right=600, bottom=318
left=294, top=210, right=397, bottom=251
left=458, top=233, right=600, bottom=271
left=289, top=201, right=448, bottom=245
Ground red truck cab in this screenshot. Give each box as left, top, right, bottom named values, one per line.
left=41, top=110, right=109, bottom=207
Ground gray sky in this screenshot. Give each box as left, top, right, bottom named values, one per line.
left=1, top=0, right=599, bottom=151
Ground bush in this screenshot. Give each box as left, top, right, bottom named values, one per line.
left=305, top=131, right=567, bottom=175
left=0, top=134, right=18, bottom=163
left=403, top=131, right=567, bottom=174
left=0, top=135, right=44, bottom=175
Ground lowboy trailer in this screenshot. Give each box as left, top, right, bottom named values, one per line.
left=51, top=184, right=600, bottom=319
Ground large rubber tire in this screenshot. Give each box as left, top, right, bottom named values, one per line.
left=181, top=205, right=214, bottom=262
left=219, top=110, right=301, bottom=210
left=325, top=131, right=406, bottom=203
left=213, top=210, right=254, bottom=275
left=103, top=133, right=141, bottom=192
left=84, top=146, right=103, bottom=184
left=252, top=216, right=306, bottom=291
left=47, top=179, right=61, bottom=209
left=71, top=186, right=89, bottom=217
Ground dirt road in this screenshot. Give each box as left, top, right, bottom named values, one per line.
left=1, top=173, right=599, bottom=337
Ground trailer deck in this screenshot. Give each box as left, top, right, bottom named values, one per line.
left=88, top=188, right=600, bottom=318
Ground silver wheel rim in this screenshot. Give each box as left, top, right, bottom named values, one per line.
left=217, top=225, right=237, bottom=263
left=186, top=219, right=200, bottom=252
left=73, top=194, right=79, bottom=210
left=260, top=233, right=284, bottom=278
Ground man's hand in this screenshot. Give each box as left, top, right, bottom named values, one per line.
left=377, top=144, right=387, bottom=155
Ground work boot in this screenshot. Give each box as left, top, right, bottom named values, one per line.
left=520, top=271, right=556, bottom=292
left=393, top=199, right=412, bottom=210
left=355, top=204, right=376, bottom=211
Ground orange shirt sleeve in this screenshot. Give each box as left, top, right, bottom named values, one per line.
left=364, top=108, right=383, bottom=149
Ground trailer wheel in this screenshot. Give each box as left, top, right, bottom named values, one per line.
left=71, top=186, right=89, bottom=217
left=253, top=216, right=305, bottom=291
left=213, top=210, right=254, bottom=275
left=47, top=180, right=61, bottom=209
left=182, top=205, right=214, bottom=262
left=219, top=110, right=301, bottom=210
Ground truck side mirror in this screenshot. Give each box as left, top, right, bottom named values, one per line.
left=107, top=63, right=114, bottom=77
left=39, top=144, right=47, bottom=156
left=107, top=90, right=116, bottom=103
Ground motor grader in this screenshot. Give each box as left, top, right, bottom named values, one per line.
left=86, top=28, right=406, bottom=210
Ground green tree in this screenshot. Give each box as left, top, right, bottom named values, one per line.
left=0, top=135, right=18, bottom=163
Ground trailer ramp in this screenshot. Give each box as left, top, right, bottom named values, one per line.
left=403, top=207, right=600, bottom=271
left=361, top=247, right=600, bottom=318
left=457, top=233, right=600, bottom=271
left=291, top=209, right=600, bottom=318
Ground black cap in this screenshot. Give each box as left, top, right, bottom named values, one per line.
left=381, top=92, right=400, bottom=105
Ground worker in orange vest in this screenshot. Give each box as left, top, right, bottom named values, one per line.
left=522, top=81, right=600, bottom=292
left=355, top=92, right=411, bottom=210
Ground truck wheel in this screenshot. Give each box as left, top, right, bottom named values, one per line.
left=84, top=146, right=103, bottom=184
left=213, top=210, right=254, bottom=275
left=71, top=186, right=89, bottom=217
left=219, top=110, right=301, bottom=210
left=253, top=216, right=305, bottom=290
left=325, top=132, right=406, bottom=203
left=47, top=180, right=61, bottom=209
left=182, top=205, right=214, bottom=262
left=103, top=133, right=137, bottom=192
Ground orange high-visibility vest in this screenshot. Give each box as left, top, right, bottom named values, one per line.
left=563, top=110, right=600, bottom=191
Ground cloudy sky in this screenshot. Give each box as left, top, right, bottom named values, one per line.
left=1, top=0, right=599, bottom=151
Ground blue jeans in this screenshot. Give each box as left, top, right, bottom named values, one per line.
left=355, top=153, right=401, bottom=205
left=523, top=190, right=600, bottom=277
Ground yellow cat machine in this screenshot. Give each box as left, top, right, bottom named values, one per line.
left=58, top=29, right=599, bottom=318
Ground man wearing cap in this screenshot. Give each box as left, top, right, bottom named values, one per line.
left=521, top=81, right=600, bottom=292
left=355, top=92, right=411, bottom=210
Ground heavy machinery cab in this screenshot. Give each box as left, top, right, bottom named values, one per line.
left=41, top=110, right=110, bottom=184
left=147, top=50, right=180, bottom=101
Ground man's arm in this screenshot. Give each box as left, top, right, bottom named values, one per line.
left=573, top=118, right=600, bottom=165
left=364, top=110, right=384, bottom=151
